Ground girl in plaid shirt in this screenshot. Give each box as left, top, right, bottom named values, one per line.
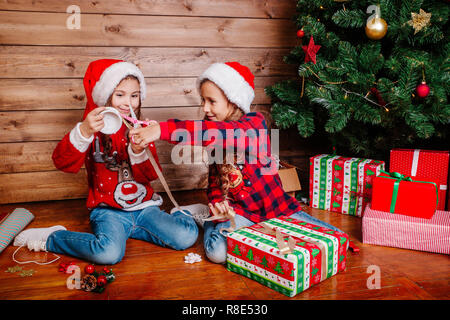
left=131, top=62, right=343, bottom=264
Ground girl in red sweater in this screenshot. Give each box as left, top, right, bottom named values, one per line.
left=131, top=62, right=343, bottom=264
left=14, top=59, right=198, bottom=264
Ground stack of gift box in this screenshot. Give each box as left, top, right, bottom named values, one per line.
left=308, top=149, right=449, bottom=254
left=225, top=149, right=449, bottom=298
left=363, top=149, right=450, bottom=255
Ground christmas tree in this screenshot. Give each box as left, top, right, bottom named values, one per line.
left=232, top=244, right=242, bottom=256
left=266, top=0, right=449, bottom=159
left=274, top=261, right=285, bottom=274
left=260, top=256, right=269, bottom=268
left=246, top=249, right=254, bottom=261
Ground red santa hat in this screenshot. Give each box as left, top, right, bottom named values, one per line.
left=82, top=59, right=146, bottom=119
left=197, top=62, right=255, bottom=114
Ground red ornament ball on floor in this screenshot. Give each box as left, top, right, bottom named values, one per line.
left=97, top=275, right=107, bottom=287
left=84, top=264, right=95, bottom=274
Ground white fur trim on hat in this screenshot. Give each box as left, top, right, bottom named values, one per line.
left=92, top=61, right=146, bottom=107
left=197, top=63, right=254, bottom=114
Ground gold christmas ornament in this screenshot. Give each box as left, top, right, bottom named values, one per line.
left=407, top=9, right=431, bottom=34
left=365, top=17, right=388, bottom=40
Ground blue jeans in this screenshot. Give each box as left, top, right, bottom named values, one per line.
left=46, top=206, right=198, bottom=265
left=203, top=211, right=344, bottom=264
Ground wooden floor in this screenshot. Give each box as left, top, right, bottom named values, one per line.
left=0, top=190, right=449, bottom=300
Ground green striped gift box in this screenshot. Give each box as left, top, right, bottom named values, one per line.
left=226, top=216, right=349, bottom=297
left=309, top=154, right=385, bottom=217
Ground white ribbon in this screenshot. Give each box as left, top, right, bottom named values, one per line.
left=411, top=149, right=420, bottom=177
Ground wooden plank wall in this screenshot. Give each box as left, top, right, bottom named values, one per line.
left=0, top=0, right=301, bottom=204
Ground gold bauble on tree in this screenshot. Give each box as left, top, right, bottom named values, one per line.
left=365, top=17, right=388, bottom=40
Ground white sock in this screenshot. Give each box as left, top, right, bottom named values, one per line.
left=13, top=225, right=66, bottom=251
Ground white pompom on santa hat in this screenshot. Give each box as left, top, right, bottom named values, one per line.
left=197, top=62, right=255, bottom=114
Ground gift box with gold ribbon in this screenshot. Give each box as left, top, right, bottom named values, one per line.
left=371, top=171, right=438, bottom=219
left=226, top=215, right=349, bottom=297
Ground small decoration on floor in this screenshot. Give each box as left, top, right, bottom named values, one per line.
left=58, top=261, right=77, bottom=273
left=5, top=265, right=36, bottom=277
left=184, top=252, right=202, bottom=264
left=348, top=241, right=360, bottom=254
left=84, top=264, right=95, bottom=275
left=5, top=265, right=23, bottom=273
left=77, top=264, right=115, bottom=293
left=81, top=274, right=98, bottom=292
left=19, top=269, right=36, bottom=277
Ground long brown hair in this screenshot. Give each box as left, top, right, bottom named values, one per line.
left=208, top=105, right=245, bottom=199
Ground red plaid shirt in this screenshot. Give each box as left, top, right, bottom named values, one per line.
left=159, top=112, right=302, bottom=223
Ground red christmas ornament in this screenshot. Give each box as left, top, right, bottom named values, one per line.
left=416, top=81, right=430, bottom=98
left=302, top=36, right=321, bottom=64
left=84, top=264, right=95, bottom=274
left=296, top=29, right=305, bottom=38
left=58, top=261, right=76, bottom=273
left=97, top=275, right=107, bottom=287
left=103, top=267, right=110, bottom=274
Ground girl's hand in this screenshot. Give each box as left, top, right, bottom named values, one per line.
left=130, top=122, right=161, bottom=148
left=128, top=118, right=150, bottom=154
left=79, top=106, right=106, bottom=138
left=130, top=139, right=147, bottom=154
left=208, top=200, right=235, bottom=222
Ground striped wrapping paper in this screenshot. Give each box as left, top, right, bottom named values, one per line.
left=226, top=216, right=349, bottom=297
left=309, top=154, right=385, bottom=217
left=362, top=204, right=450, bottom=254
left=0, top=208, right=34, bottom=253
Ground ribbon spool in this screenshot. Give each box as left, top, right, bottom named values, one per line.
left=100, top=107, right=122, bottom=135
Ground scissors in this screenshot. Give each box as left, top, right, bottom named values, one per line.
left=122, top=104, right=156, bottom=144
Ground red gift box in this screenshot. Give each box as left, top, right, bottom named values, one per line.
left=371, top=172, right=438, bottom=219
left=362, top=205, right=450, bottom=254
left=390, top=149, right=449, bottom=210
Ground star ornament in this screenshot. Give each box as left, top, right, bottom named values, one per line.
left=407, top=9, right=431, bottom=34
left=302, top=36, right=321, bottom=64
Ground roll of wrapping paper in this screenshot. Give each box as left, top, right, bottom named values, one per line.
left=0, top=208, right=34, bottom=253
